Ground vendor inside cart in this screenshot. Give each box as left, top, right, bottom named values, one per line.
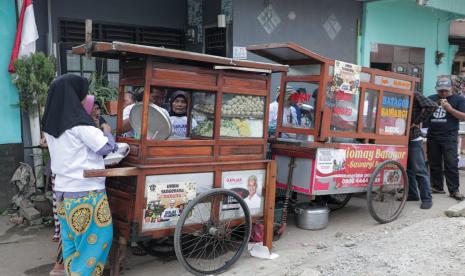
left=168, top=90, right=198, bottom=139
left=121, top=87, right=205, bottom=140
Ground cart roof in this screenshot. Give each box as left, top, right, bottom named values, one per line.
left=72, top=41, right=288, bottom=73
left=248, top=42, right=420, bottom=84
left=247, top=42, right=332, bottom=65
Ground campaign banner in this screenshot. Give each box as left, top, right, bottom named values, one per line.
left=144, top=181, right=196, bottom=223
left=222, top=169, right=265, bottom=216
left=313, top=144, right=408, bottom=194
left=142, top=172, right=213, bottom=231
left=329, top=60, right=362, bottom=132
left=332, top=60, right=361, bottom=95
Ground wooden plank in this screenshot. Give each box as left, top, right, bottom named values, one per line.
left=116, top=84, right=124, bottom=136
left=140, top=58, right=152, bottom=162
left=146, top=140, right=215, bottom=146
left=263, top=78, right=271, bottom=155
left=121, top=67, right=145, bottom=79
left=285, top=75, right=321, bottom=82
left=316, top=63, right=329, bottom=142
left=72, top=41, right=289, bottom=72
left=147, top=146, right=214, bottom=157
left=217, top=154, right=264, bottom=162
left=221, top=87, right=267, bottom=96
left=152, top=68, right=217, bottom=87
left=144, top=156, right=215, bottom=164
left=219, top=145, right=263, bottom=155
left=84, top=19, right=92, bottom=58
left=128, top=144, right=140, bottom=158
left=108, top=194, right=133, bottom=223
left=223, top=75, right=267, bottom=91
left=84, top=167, right=139, bottom=177
left=275, top=72, right=287, bottom=138
left=214, top=71, right=224, bottom=161
left=263, top=161, right=276, bottom=250
left=151, top=80, right=218, bottom=92
left=214, top=66, right=271, bottom=74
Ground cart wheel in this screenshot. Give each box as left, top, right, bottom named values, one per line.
left=321, top=194, right=352, bottom=211
left=174, top=188, right=251, bottom=276
left=367, top=160, right=408, bottom=224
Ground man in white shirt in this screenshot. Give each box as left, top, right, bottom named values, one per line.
left=122, top=88, right=169, bottom=134
left=161, top=199, right=180, bottom=221
left=243, top=175, right=261, bottom=209
left=269, top=86, right=299, bottom=137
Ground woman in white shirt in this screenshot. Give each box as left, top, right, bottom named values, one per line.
left=169, top=90, right=197, bottom=138
left=43, top=74, right=117, bottom=276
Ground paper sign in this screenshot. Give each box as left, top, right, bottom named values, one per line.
left=233, top=46, right=247, bottom=60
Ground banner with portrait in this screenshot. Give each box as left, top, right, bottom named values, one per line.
left=222, top=169, right=266, bottom=217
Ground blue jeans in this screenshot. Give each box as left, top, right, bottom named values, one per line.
left=407, top=140, right=432, bottom=203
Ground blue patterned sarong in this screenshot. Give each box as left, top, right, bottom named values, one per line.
left=57, top=191, right=113, bottom=276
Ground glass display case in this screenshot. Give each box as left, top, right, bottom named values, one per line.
left=220, top=93, right=265, bottom=138
left=247, top=42, right=417, bottom=146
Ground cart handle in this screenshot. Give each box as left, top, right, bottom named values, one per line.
left=83, top=167, right=139, bottom=178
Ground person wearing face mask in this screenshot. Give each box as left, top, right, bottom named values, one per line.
left=168, top=90, right=197, bottom=138
left=90, top=101, right=107, bottom=128
left=42, top=74, right=117, bottom=275
left=427, top=76, right=465, bottom=201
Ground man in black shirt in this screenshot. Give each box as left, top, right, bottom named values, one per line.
left=427, top=76, right=465, bottom=200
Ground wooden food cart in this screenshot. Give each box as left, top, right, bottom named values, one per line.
left=247, top=43, right=419, bottom=224
left=73, top=41, right=287, bottom=275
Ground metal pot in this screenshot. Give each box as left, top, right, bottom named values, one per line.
left=294, top=203, right=329, bottom=230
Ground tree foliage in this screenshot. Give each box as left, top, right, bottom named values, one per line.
left=11, top=52, right=56, bottom=113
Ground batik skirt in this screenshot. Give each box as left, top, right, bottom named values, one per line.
left=57, top=191, right=113, bottom=276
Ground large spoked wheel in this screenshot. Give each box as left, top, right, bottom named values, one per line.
left=367, top=160, right=408, bottom=224
left=320, top=194, right=352, bottom=211
left=174, top=189, right=252, bottom=276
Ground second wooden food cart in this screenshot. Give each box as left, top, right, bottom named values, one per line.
left=73, top=41, right=288, bottom=276
left=248, top=42, right=419, bottom=225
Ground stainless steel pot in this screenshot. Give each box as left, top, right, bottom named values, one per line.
left=294, top=203, right=329, bottom=230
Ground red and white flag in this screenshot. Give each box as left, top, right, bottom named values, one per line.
left=8, top=0, right=39, bottom=73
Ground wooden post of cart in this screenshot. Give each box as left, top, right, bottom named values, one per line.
left=74, top=41, right=288, bottom=275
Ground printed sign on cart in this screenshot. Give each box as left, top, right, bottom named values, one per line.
left=379, top=92, right=410, bottom=136
left=332, top=60, right=361, bottom=95
left=313, top=144, right=408, bottom=194
left=142, top=172, right=213, bottom=231
left=222, top=169, right=265, bottom=217
left=329, top=61, right=362, bottom=132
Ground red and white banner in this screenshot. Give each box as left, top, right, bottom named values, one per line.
left=313, top=144, right=408, bottom=193
left=8, top=0, right=39, bottom=72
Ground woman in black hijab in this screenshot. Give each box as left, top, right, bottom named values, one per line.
left=168, top=90, right=197, bottom=138
left=42, top=74, right=96, bottom=137
left=43, top=74, right=116, bottom=276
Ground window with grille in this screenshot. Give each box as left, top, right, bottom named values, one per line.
left=59, top=19, right=185, bottom=86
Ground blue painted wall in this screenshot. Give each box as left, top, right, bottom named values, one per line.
left=0, top=0, right=22, bottom=144
left=360, top=0, right=458, bottom=96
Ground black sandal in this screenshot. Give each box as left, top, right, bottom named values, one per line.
left=131, top=245, right=147, bottom=256
left=450, top=192, right=465, bottom=201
